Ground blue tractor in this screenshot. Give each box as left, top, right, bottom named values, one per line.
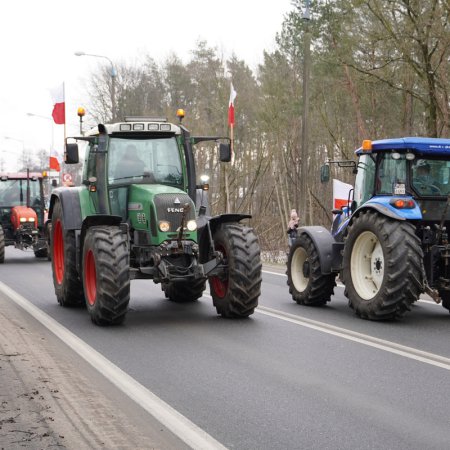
left=286, top=137, right=450, bottom=319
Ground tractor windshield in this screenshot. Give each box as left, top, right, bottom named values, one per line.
left=0, top=178, right=41, bottom=207
left=108, top=136, right=183, bottom=187
left=376, top=153, right=450, bottom=197
left=411, top=158, right=450, bottom=196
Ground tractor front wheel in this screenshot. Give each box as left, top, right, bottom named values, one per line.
left=287, top=233, right=336, bottom=306
left=209, top=223, right=261, bottom=318
left=0, top=226, right=4, bottom=263
left=342, top=210, right=423, bottom=320
left=51, top=201, right=84, bottom=306
left=82, top=226, right=130, bottom=326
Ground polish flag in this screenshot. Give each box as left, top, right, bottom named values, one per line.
left=50, top=83, right=65, bottom=125
left=228, top=82, right=237, bottom=126
left=49, top=147, right=62, bottom=172
left=333, top=179, right=353, bottom=211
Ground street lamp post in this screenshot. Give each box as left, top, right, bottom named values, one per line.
left=75, top=51, right=117, bottom=121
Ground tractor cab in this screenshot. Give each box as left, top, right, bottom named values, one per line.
left=352, top=138, right=450, bottom=224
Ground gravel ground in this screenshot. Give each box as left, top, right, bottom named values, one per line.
left=0, top=293, right=187, bottom=450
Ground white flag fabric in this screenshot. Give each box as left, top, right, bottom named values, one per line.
left=333, top=179, right=353, bottom=210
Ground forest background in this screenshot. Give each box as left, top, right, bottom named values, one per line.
left=60, top=0, right=450, bottom=259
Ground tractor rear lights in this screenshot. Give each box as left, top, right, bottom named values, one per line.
left=160, top=124, right=171, bottom=131
left=148, top=123, right=159, bottom=130
left=133, top=123, right=145, bottom=131
left=120, top=124, right=132, bottom=131
left=390, top=198, right=416, bottom=209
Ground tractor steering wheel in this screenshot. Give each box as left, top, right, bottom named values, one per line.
left=414, top=180, right=442, bottom=195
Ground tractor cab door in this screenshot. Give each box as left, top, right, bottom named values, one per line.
left=353, top=154, right=376, bottom=209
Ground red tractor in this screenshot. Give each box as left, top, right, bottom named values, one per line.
left=0, top=171, right=49, bottom=262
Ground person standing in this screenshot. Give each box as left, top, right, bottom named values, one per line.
left=287, top=209, right=299, bottom=248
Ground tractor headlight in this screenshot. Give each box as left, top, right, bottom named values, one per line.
left=20, top=217, right=27, bottom=223
left=28, top=217, right=35, bottom=222
left=159, top=221, right=170, bottom=232
left=186, top=220, right=197, bottom=231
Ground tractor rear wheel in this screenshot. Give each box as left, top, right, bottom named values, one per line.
left=51, top=201, right=84, bottom=306
left=342, top=210, right=423, bottom=320
left=440, top=292, right=450, bottom=313
left=82, top=226, right=130, bottom=326
left=209, top=223, right=261, bottom=318
left=163, top=278, right=206, bottom=302
left=0, top=226, right=4, bottom=263
left=287, top=233, right=336, bottom=306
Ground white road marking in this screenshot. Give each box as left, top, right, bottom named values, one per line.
left=256, top=305, right=450, bottom=371
left=0, top=282, right=227, bottom=450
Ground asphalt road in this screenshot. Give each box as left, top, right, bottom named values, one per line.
left=1, top=247, right=450, bottom=449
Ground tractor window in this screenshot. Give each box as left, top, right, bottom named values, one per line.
left=0, top=179, right=41, bottom=207
left=377, top=154, right=407, bottom=195
left=354, top=154, right=376, bottom=207
left=411, top=158, right=450, bottom=196
left=108, top=137, right=183, bottom=187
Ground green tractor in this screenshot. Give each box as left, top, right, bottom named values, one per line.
left=48, top=111, right=262, bottom=325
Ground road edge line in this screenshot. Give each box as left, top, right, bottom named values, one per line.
left=0, top=281, right=227, bottom=450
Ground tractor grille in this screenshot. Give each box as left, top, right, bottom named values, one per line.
left=153, top=193, right=195, bottom=226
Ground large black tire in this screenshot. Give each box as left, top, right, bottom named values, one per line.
left=342, top=210, right=423, bottom=320
left=440, top=291, right=450, bottom=313
left=82, top=226, right=130, bottom=326
left=287, top=234, right=336, bottom=306
left=209, top=223, right=261, bottom=318
left=51, top=201, right=84, bottom=306
left=0, top=226, right=4, bottom=264
left=162, top=278, right=206, bottom=303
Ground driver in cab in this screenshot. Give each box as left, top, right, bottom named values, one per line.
left=414, top=160, right=441, bottom=195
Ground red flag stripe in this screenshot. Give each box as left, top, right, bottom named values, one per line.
left=52, top=102, right=65, bottom=125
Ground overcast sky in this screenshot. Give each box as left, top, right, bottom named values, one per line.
left=0, top=0, right=295, bottom=171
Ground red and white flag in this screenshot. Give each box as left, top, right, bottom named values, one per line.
left=333, top=179, right=353, bottom=211
left=49, top=147, right=61, bottom=172
left=50, top=83, right=65, bottom=125
left=228, top=82, right=237, bottom=127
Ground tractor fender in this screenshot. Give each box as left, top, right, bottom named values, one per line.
left=204, top=213, right=251, bottom=233
left=48, top=188, right=83, bottom=231
left=350, top=202, right=409, bottom=225
left=297, top=226, right=336, bottom=275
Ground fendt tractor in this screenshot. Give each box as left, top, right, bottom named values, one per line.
left=287, top=137, right=450, bottom=320
left=0, top=171, right=48, bottom=262
left=48, top=110, right=262, bottom=325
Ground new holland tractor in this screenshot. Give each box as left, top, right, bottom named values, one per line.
left=0, top=171, right=48, bottom=262
left=48, top=110, right=262, bottom=325
left=287, top=137, right=450, bottom=320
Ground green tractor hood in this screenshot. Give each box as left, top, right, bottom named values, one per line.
left=127, top=184, right=197, bottom=245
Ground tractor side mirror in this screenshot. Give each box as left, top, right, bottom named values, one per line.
left=320, top=164, right=330, bottom=183
left=65, top=143, right=79, bottom=164
left=219, top=143, right=231, bottom=162
left=51, top=179, right=58, bottom=188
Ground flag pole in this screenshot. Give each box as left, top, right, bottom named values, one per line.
left=62, top=82, right=66, bottom=184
